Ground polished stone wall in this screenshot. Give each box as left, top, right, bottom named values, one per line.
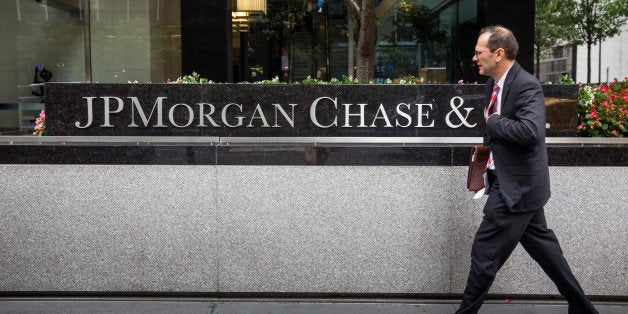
left=1, top=164, right=625, bottom=296
left=2, top=81, right=624, bottom=297
left=1, top=139, right=625, bottom=166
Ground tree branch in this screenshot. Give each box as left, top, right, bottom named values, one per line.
left=346, top=0, right=361, bottom=12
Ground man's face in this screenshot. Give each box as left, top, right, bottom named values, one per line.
left=473, top=32, right=497, bottom=77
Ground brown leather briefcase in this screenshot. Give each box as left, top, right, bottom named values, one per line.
left=467, top=146, right=490, bottom=192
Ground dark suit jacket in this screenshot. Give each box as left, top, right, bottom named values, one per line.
left=483, top=62, right=551, bottom=212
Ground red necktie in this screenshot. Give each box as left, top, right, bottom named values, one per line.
left=485, top=84, right=500, bottom=120
left=485, top=84, right=499, bottom=170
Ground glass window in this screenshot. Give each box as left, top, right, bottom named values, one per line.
left=1, top=0, right=86, bottom=134
left=538, top=45, right=573, bottom=83
left=90, top=0, right=181, bottom=83
left=0, top=0, right=181, bottom=135
left=1, top=0, right=487, bottom=135
left=375, top=0, right=480, bottom=83
left=233, top=0, right=340, bottom=83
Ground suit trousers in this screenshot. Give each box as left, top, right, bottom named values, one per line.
left=456, top=177, right=598, bottom=314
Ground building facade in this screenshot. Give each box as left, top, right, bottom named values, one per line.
left=536, top=21, right=627, bottom=84
left=574, top=23, right=628, bottom=84
left=0, top=0, right=533, bottom=133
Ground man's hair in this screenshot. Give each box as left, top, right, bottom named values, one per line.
left=479, top=25, right=518, bottom=60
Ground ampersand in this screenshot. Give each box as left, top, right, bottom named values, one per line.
left=445, top=96, right=476, bottom=128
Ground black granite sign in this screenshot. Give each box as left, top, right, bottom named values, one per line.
left=45, top=83, right=487, bottom=137
left=44, top=83, right=577, bottom=137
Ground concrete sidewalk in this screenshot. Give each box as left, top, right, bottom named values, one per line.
left=0, top=298, right=625, bottom=314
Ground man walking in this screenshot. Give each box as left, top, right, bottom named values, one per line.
left=456, top=25, right=598, bottom=314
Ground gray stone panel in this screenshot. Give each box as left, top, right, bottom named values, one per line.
left=215, top=166, right=454, bottom=293
left=489, top=167, right=628, bottom=296
left=0, top=165, right=625, bottom=296
left=0, top=165, right=219, bottom=292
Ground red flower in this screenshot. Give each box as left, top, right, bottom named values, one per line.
left=590, top=108, right=597, bottom=119
left=610, top=92, right=617, bottom=101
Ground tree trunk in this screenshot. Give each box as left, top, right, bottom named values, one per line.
left=343, top=0, right=376, bottom=83
left=355, top=1, right=376, bottom=83
left=586, top=41, right=591, bottom=83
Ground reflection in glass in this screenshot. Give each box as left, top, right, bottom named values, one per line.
left=234, top=0, right=480, bottom=84
left=0, top=0, right=86, bottom=134
left=0, top=0, right=182, bottom=135
left=90, top=0, right=181, bottom=83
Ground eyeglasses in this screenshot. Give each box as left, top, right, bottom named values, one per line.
left=474, top=49, right=499, bottom=57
